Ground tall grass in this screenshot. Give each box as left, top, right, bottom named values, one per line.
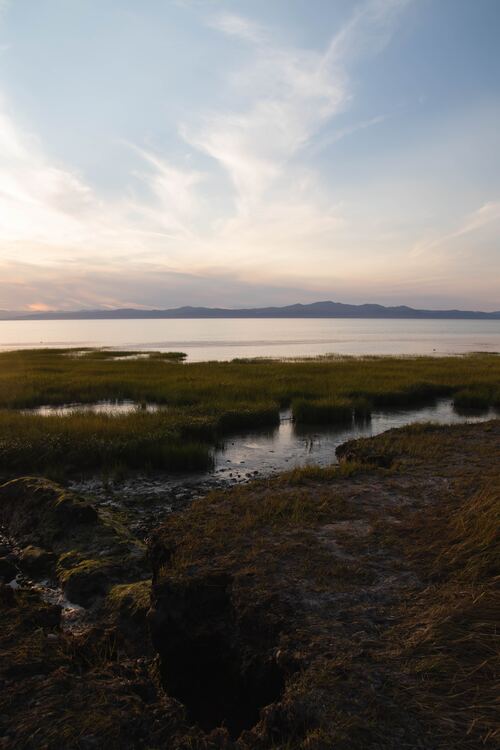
left=0, top=410, right=213, bottom=474
left=453, top=387, right=495, bottom=411
left=292, top=397, right=353, bottom=424
left=1, top=349, right=499, bottom=412
left=0, top=349, right=498, bottom=474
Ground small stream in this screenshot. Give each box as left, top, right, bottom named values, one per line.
left=67, top=399, right=497, bottom=536
left=5, top=399, right=497, bottom=630
left=215, top=399, right=497, bottom=476
left=30, top=398, right=498, bottom=481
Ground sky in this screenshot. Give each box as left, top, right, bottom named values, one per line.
left=0, top=0, right=499, bottom=312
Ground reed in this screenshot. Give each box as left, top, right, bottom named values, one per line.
left=292, top=397, right=353, bottom=424
left=0, top=349, right=498, bottom=474
left=453, top=387, right=493, bottom=411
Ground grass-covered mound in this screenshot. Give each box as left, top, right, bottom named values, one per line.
left=0, top=584, right=187, bottom=749
left=0, top=477, right=148, bottom=606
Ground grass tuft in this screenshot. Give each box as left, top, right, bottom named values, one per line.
left=292, top=397, right=353, bottom=425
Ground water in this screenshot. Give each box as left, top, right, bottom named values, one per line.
left=26, top=400, right=162, bottom=416
left=24, top=398, right=497, bottom=477
left=1, top=318, right=499, bottom=360
left=215, top=400, right=496, bottom=477
left=69, top=400, right=497, bottom=520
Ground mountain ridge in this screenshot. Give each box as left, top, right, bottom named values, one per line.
left=1, top=300, right=500, bottom=320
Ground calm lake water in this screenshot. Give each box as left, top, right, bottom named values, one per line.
left=1, top=318, right=499, bottom=359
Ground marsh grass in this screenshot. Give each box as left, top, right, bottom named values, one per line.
left=453, top=387, right=495, bottom=411
left=0, top=409, right=213, bottom=474
left=292, top=397, right=353, bottom=424
left=0, top=349, right=499, bottom=474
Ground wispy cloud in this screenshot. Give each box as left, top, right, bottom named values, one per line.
left=322, top=0, right=413, bottom=67
left=207, top=13, right=267, bottom=44
left=411, top=201, right=500, bottom=258
left=182, top=0, right=411, bottom=222
left=0, top=0, right=429, bottom=310
left=183, top=14, right=347, bottom=213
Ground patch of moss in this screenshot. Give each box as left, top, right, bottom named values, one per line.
left=106, top=580, right=151, bottom=618
left=57, top=555, right=116, bottom=606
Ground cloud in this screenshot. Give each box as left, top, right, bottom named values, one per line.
left=181, top=0, right=411, bottom=222
left=0, top=0, right=425, bottom=311
left=323, top=0, right=413, bottom=67
left=0, top=103, right=98, bottom=249
left=306, top=114, right=387, bottom=156
left=0, top=98, right=206, bottom=268
left=207, top=13, right=266, bottom=44
left=0, top=257, right=342, bottom=311
left=183, top=15, right=348, bottom=213
left=411, top=201, right=500, bottom=259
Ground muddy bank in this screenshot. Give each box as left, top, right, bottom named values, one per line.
left=149, top=420, right=499, bottom=749
left=66, top=399, right=497, bottom=538
left=1, top=421, right=498, bottom=748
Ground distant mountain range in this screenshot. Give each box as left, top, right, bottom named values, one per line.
left=1, top=301, right=500, bottom=320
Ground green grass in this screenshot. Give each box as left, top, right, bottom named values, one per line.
left=0, top=348, right=499, bottom=474
left=292, top=396, right=353, bottom=424
left=2, top=349, right=500, bottom=412
left=453, top=386, right=495, bottom=411
left=0, top=410, right=213, bottom=474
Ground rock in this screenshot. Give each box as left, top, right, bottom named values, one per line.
left=0, top=556, right=17, bottom=582
left=19, top=545, right=56, bottom=578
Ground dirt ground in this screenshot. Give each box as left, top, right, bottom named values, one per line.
left=1, top=420, right=499, bottom=749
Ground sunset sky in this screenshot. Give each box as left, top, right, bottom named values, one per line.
left=0, top=0, right=499, bottom=311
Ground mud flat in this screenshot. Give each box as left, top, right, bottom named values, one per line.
left=0, top=420, right=498, bottom=749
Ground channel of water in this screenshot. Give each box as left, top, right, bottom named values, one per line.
left=63, top=399, right=497, bottom=532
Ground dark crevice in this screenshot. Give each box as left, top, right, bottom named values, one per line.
left=152, top=579, right=285, bottom=738
left=161, top=633, right=284, bottom=737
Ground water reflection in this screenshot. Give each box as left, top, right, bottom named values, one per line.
left=25, top=400, right=161, bottom=416
left=214, top=400, right=497, bottom=477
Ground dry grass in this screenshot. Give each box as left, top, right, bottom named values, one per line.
left=387, top=483, right=500, bottom=748
left=151, top=421, right=499, bottom=748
